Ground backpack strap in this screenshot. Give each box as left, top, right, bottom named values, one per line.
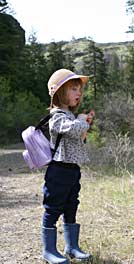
left=35, top=112, right=53, bottom=130
left=35, top=110, right=65, bottom=130
left=51, top=133, right=62, bottom=158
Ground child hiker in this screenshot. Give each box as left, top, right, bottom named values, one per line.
left=42, top=69, right=95, bottom=264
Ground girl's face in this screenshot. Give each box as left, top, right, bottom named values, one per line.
left=66, top=84, right=82, bottom=109
left=53, top=79, right=83, bottom=111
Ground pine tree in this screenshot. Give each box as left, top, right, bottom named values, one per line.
left=126, top=0, right=134, bottom=33
left=11, top=33, right=50, bottom=105
left=124, top=46, right=134, bottom=96
left=83, top=38, right=107, bottom=101
left=0, top=0, right=8, bottom=13
left=107, top=52, right=121, bottom=93
left=47, top=41, right=64, bottom=77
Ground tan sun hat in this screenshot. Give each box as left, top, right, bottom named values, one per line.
left=48, top=68, right=89, bottom=97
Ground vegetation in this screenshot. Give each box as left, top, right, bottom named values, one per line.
left=0, top=0, right=9, bottom=13
left=126, top=0, right=134, bottom=33
left=0, top=1, right=134, bottom=263
left=0, top=0, right=134, bottom=146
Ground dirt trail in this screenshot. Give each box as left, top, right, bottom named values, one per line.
left=0, top=144, right=50, bottom=264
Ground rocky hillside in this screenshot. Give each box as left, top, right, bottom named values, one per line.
left=63, top=38, right=134, bottom=70
left=42, top=37, right=134, bottom=72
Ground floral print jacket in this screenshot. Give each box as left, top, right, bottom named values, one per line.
left=49, top=108, right=90, bottom=165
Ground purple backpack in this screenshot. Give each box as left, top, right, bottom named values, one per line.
left=22, top=112, right=63, bottom=169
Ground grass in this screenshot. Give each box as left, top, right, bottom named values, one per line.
left=73, top=168, right=134, bottom=264
left=57, top=168, right=134, bottom=264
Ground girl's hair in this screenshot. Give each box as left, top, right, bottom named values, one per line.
left=52, top=78, right=83, bottom=112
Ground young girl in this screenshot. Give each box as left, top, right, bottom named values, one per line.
left=42, top=69, right=95, bottom=264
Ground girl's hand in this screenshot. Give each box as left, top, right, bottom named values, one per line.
left=78, top=110, right=95, bottom=125
left=86, top=110, right=95, bottom=124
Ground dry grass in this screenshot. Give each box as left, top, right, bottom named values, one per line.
left=0, top=145, right=134, bottom=264
left=77, top=167, right=134, bottom=264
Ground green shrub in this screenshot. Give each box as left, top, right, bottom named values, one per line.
left=0, top=77, right=47, bottom=145
left=8, top=90, right=47, bottom=143
left=87, top=121, right=105, bottom=147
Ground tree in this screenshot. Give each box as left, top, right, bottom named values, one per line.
left=0, top=76, right=47, bottom=145
left=125, top=1, right=134, bottom=96
left=126, top=0, right=134, bottom=33
left=0, top=0, right=9, bottom=13
left=11, top=40, right=50, bottom=105
left=124, top=45, right=134, bottom=96
left=83, top=38, right=107, bottom=101
left=28, top=28, right=38, bottom=44
left=46, top=41, right=64, bottom=77
left=0, top=13, right=25, bottom=75
left=62, top=45, right=75, bottom=71
left=107, top=52, right=122, bottom=93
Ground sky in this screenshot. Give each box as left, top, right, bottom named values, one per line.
left=8, top=0, right=134, bottom=44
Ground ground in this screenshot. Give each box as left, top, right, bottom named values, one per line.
left=0, top=144, right=44, bottom=264
left=0, top=144, right=134, bottom=264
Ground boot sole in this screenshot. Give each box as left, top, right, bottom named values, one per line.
left=65, top=253, right=93, bottom=263
left=43, top=256, right=69, bottom=264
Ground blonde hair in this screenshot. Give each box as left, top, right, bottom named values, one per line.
left=51, top=78, right=83, bottom=112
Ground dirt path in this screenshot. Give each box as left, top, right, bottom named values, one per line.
left=0, top=144, right=49, bottom=264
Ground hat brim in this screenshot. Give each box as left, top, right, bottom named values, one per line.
left=53, top=74, right=89, bottom=96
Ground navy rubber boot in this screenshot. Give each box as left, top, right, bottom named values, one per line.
left=63, top=223, right=93, bottom=262
left=42, top=227, right=69, bottom=264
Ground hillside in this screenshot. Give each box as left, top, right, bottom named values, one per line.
left=42, top=38, right=134, bottom=72
left=63, top=38, right=134, bottom=71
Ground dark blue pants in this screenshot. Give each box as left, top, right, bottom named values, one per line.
left=42, top=161, right=81, bottom=228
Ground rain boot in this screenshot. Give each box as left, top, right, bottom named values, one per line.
left=42, top=227, right=69, bottom=264
left=63, top=223, right=92, bottom=262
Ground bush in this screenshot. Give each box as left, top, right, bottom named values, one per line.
left=0, top=77, right=47, bottom=145
left=98, top=91, right=134, bottom=139
left=87, top=120, right=105, bottom=147
left=0, top=77, right=12, bottom=144
left=8, top=90, right=47, bottom=143
left=109, top=132, right=134, bottom=176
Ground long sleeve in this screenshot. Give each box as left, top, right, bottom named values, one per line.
left=49, top=109, right=90, bottom=165
left=49, top=112, right=89, bottom=139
